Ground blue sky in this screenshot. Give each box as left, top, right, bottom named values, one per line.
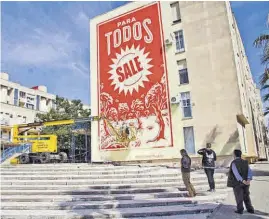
left=1, top=1, right=268, bottom=105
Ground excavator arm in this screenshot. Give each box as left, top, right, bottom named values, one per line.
left=12, top=117, right=95, bottom=143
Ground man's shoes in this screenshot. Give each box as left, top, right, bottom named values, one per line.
left=247, top=209, right=255, bottom=214
left=207, top=189, right=215, bottom=192
left=234, top=210, right=243, bottom=214
left=187, top=193, right=195, bottom=197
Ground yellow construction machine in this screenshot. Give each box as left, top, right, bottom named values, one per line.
left=11, top=118, right=92, bottom=164
left=6, top=116, right=136, bottom=164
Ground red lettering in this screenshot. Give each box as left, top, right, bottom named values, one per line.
left=134, top=56, right=143, bottom=72
left=123, top=63, right=132, bottom=79
left=129, top=58, right=137, bottom=75
left=116, top=57, right=144, bottom=82
left=116, top=66, right=125, bottom=82
left=105, top=18, right=154, bottom=55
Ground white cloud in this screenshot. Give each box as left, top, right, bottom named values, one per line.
left=2, top=27, right=89, bottom=77
left=74, top=11, right=90, bottom=29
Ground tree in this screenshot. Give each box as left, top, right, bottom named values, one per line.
left=36, top=96, right=91, bottom=151
left=108, top=107, right=118, bottom=121
left=131, top=99, right=144, bottom=129
left=100, top=92, right=113, bottom=136
left=145, top=83, right=166, bottom=142
left=254, top=13, right=269, bottom=108
left=118, top=103, right=129, bottom=121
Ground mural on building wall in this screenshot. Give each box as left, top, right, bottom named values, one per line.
left=97, top=2, right=173, bottom=151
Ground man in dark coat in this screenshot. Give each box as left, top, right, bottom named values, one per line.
left=197, top=143, right=217, bottom=192
left=180, top=149, right=196, bottom=197
left=227, top=149, right=254, bottom=214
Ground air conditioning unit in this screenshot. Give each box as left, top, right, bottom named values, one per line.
left=171, top=96, right=180, bottom=104
left=165, top=39, right=173, bottom=46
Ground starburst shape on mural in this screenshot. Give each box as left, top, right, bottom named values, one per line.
left=108, top=45, right=153, bottom=95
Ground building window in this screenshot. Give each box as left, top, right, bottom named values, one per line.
left=177, top=59, right=189, bottom=84
left=7, top=88, right=12, bottom=96
left=14, top=89, right=19, bottom=106
left=36, top=95, right=40, bottom=111
left=20, top=91, right=26, bottom=98
left=181, top=92, right=192, bottom=118
left=26, top=103, right=34, bottom=110
left=179, top=69, right=189, bottom=84
left=170, top=2, right=181, bottom=23
left=183, top=126, right=195, bottom=154
left=174, top=30, right=185, bottom=53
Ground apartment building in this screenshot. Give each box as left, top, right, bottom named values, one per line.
left=0, top=72, right=56, bottom=142
left=90, top=1, right=268, bottom=164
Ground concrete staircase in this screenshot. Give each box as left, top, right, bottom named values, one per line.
left=0, top=164, right=230, bottom=219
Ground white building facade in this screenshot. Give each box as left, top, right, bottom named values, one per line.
left=90, top=1, right=268, bottom=164
left=0, top=72, right=56, bottom=142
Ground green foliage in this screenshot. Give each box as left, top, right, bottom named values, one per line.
left=36, top=96, right=91, bottom=150
left=254, top=14, right=269, bottom=116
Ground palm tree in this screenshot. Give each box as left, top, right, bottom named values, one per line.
left=254, top=13, right=269, bottom=105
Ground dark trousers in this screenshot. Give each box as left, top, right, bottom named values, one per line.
left=233, top=184, right=254, bottom=212
left=204, top=168, right=215, bottom=190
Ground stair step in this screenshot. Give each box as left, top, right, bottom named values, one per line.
left=123, top=214, right=209, bottom=219
left=0, top=164, right=228, bottom=218
left=1, top=186, right=230, bottom=196
left=1, top=195, right=225, bottom=210
left=1, top=190, right=230, bottom=205
left=1, top=177, right=225, bottom=186
left=1, top=198, right=194, bottom=210
left=1, top=191, right=188, bottom=202
left=0, top=165, right=159, bottom=171
left=0, top=203, right=219, bottom=219
left=0, top=179, right=227, bottom=190
left=0, top=172, right=225, bottom=179
left=0, top=173, right=180, bottom=180
left=0, top=169, right=161, bottom=175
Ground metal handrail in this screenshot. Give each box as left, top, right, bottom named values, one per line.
left=0, top=144, right=31, bottom=163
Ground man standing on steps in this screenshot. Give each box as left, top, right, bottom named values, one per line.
left=197, top=143, right=217, bottom=192
left=227, top=149, right=255, bottom=215
left=180, top=149, right=196, bottom=197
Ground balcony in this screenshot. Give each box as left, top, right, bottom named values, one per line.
left=0, top=118, right=10, bottom=126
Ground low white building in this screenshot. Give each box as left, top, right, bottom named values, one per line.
left=0, top=72, right=56, bottom=142
left=0, top=72, right=91, bottom=144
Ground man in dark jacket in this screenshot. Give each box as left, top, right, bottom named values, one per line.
left=227, top=149, right=254, bottom=214
left=180, top=149, right=196, bottom=197
left=197, top=143, right=217, bottom=192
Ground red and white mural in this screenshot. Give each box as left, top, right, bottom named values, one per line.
left=97, top=2, right=173, bottom=151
